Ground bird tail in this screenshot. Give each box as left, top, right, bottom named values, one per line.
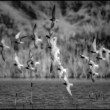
left=68, top=82, right=73, bottom=87
left=67, top=83, right=73, bottom=96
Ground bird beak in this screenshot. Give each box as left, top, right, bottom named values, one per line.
left=80, top=55, right=84, bottom=58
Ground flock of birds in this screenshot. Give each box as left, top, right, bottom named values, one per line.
left=0, top=5, right=73, bottom=97
left=1, top=5, right=110, bottom=98
left=80, top=35, right=110, bottom=82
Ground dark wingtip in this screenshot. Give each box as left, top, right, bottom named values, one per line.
left=31, top=82, right=33, bottom=87
left=46, top=35, right=50, bottom=39
left=33, top=23, right=37, bottom=33
left=63, top=82, right=67, bottom=86
left=16, top=93, right=17, bottom=97
left=80, top=55, right=84, bottom=58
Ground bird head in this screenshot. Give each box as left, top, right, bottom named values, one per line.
left=46, top=35, right=50, bottom=39
left=14, top=63, right=17, bottom=66
left=90, top=50, right=96, bottom=53
left=89, top=63, right=93, bottom=66
left=63, top=82, right=67, bottom=86
left=80, top=55, right=84, bottom=58
left=96, top=56, right=102, bottom=60
left=89, top=71, right=92, bottom=75
left=25, top=66, right=29, bottom=69
left=57, top=67, right=61, bottom=71
left=31, top=82, right=33, bottom=87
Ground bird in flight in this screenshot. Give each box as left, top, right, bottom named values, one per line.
left=50, top=5, right=56, bottom=22
left=88, top=60, right=99, bottom=82
left=14, top=53, right=24, bottom=70
left=80, top=54, right=90, bottom=63
left=50, top=5, right=59, bottom=29
left=25, top=58, right=40, bottom=71
left=0, top=38, right=10, bottom=61
left=15, top=31, right=27, bottom=44
left=90, top=37, right=105, bottom=61
left=101, top=47, right=110, bottom=63
left=63, top=74, right=73, bottom=96
left=91, top=36, right=99, bottom=54
left=58, top=65, right=67, bottom=78
left=32, top=24, right=42, bottom=48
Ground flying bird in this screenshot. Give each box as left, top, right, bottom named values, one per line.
left=25, top=58, right=40, bottom=71
left=31, top=24, right=42, bottom=48
left=14, top=53, right=24, bottom=70
left=25, top=59, right=35, bottom=71
left=0, top=39, right=10, bottom=61
left=50, top=5, right=56, bottom=22
left=15, top=31, right=27, bottom=44
left=89, top=71, right=97, bottom=83
left=50, top=5, right=59, bottom=29
left=58, top=65, right=67, bottom=78
left=88, top=60, right=99, bottom=82
left=102, top=47, right=110, bottom=63
left=80, top=54, right=90, bottom=63
left=89, top=60, right=99, bottom=72
left=90, top=37, right=104, bottom=60
left=91, top=37, right=103, bottom=57
left=1, top=39, right=10, bottom=49
left=63, top=74, right=73, bottom=96
left=0, top=47, right=5, bottom=61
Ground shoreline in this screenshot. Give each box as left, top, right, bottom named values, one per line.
left=0, top=78, right=110, bottom=83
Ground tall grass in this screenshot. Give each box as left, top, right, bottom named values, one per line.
left=0, top=1, right=110, bottom=79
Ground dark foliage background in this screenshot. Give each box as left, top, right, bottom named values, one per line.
left=0, top=1, right=110, bottom=79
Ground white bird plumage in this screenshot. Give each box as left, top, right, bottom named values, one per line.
left=91, top=37, right=105, bottom=61
left=89, top=60, right=99, bottom=76
left=92, top=37, right=99, bottom=54
left=1, top=39, right=10, bottom=49
left=15, top=32, right=22, bottom=39
left=14, top=53, right=24, bottom=69
left=15, top=31, right=25, bottom=44
left=102, top=47, right=110, bottom=63
left=80, top=54, right=90, bottom=62
left=64, top=74, right=73, bottom=96
left=34, top=32, right=42, bottom=43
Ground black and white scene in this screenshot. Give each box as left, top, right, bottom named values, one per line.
left=0, top=1, right=110, bottom=109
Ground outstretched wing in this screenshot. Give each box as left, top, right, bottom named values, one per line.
left=92, top=37, right=97, bottom=52
left=106, top=51, right=110, bottom=63
left=1, top=39, right=9, bottom=49
left=14, top=53, right=22, bottom=66
left=15, top=32, right=22, bottom=39
left=66, top=84, right=73, bottom=96
left=52, top=5, right=55, bottom=21
left=1, top=47, right=5, bottom=61
left=50, top=62, right=53, bottom=73
left=64, top=74, right=69, bottom=84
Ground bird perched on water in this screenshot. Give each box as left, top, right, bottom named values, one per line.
left=14, top=53, right=24, bottom=70
left=63, top=74, right=73, bottom=96
left=0, top=38, right=10, bottom=61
